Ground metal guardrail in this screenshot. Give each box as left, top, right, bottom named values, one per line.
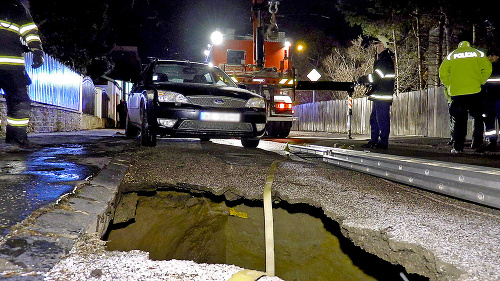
left=288, top=144, right=500, bottom=209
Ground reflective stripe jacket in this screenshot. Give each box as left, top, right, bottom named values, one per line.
left=361, top=49, right=396, bottom=103
left=439, top=41, right=492, bottom=97
left=0, top=0, right=42, bottom=70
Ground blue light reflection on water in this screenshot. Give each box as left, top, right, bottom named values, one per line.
left=24, top=145, right=90, bottom=203
left=0, top=145, right=97, bottom=236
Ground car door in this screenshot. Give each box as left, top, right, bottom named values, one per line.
left=128, top=61, right=156, bottom=125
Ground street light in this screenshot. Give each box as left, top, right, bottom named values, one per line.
left=285, top=40, right=305, bottom=101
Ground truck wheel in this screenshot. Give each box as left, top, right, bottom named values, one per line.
left=140, top=105, right=157, bottom=147
left=266, top=121, right=291, bottom=138
left=125, top=114, right=139, bottom=137
left=277, top=121, right=292, bottom=138
left=265, top=122, right=278, bottom=137
left=241, top=138, right=260, bottom=148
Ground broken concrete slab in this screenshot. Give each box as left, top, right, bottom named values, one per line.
left=0, top=234, right=74, bottom=272
left=26, top=209, right=94, bottom=239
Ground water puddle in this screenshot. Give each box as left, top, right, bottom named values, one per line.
left=105, top=190, right=428, bottom=281
left=0, top=144, right=99, bottom=236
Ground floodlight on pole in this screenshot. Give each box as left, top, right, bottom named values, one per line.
left=210, top=30, right=223, bottom=46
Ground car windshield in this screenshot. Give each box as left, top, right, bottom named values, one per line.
left=152, top=62, right=237, bottom=87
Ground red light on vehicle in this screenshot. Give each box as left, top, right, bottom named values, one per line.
left=276, top=103, right=293, bottom=110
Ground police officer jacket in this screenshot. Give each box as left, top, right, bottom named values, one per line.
left=0, top=0, right=42, bottom=70
left=359, top=49, right=395, bottom=103
left=439, top=41, right=492, bottom=97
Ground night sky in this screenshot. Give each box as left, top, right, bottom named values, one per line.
left=138, top=0, right=358, bottom=61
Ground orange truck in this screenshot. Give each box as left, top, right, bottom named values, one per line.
left=211, top=0, right=297, bottom=137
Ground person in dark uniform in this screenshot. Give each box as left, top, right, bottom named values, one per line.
left=476, top=48, right=500, bottom=152
left=358, top=36, right=396, bottom=149
left=0, top=0, right=44, bottom=148
left=117, top=99, right=127, bottom=129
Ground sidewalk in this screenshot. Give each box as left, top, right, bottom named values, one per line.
left=0, top=130, right=133, bottom=279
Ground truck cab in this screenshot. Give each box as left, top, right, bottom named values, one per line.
left=212, top=34, right=297, bottom=137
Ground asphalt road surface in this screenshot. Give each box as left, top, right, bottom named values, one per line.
left=0, top=130, right=498, bottom=281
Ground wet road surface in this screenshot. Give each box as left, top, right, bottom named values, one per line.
left=0, top=130, right=134, bottom=240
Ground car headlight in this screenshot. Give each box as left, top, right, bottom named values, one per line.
left=157, top=90, right=191, bottom=104
left=245, top=97, right=265, bottom=109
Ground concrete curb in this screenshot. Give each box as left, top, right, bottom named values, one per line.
left=0, top=153, right=131, bottom=279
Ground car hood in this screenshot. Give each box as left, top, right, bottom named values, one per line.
left=154, top=83, right=261, bottom=100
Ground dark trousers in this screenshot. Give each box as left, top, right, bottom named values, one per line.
left=472, top=115, right=485, bottom=147
left=118, top=113, right=126, bottom=129
left=0, top=69, right=32, bottom=144
left=449, top=93, right=484, bottom=151
left=497, top=98, right=500, bottom=121
left=448, top=103, right=455, bottom=143
left=483, top=93, right=499, bottom=141
left=369, top=101, right=391, bottom=146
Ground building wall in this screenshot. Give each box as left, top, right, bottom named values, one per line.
left=0, top=98, right=105, bottom=136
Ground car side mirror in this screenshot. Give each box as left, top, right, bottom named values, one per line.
left=238, top=84, right=247, bottom=89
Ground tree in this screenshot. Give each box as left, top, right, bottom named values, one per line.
left=322, top=37, right=374, bottom=99
left=334, top=0, right=500, bottom=92
left=30, top=1, right=113, bottom=77
left=29, top=0, right=169, bottom=80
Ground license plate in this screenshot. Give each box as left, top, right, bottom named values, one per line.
left=200, top=112, right=240, bottom=122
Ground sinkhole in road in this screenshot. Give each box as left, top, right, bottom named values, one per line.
left=105, top=190, right=427, bottom=281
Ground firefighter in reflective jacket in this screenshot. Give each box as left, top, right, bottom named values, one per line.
left=0, top=0, right=44, bottom=148
left=478, top=49, right=500, bottom=152
left=358, top=36, right=395, bottom=149
left=439, top=41, right=492, bottom=153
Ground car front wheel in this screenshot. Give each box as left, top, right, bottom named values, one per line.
left=241, top=138, right=259, bottom=148
left=125, top=113, right=139, bottom=137
left=140, top=105, right=157, bottom=147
